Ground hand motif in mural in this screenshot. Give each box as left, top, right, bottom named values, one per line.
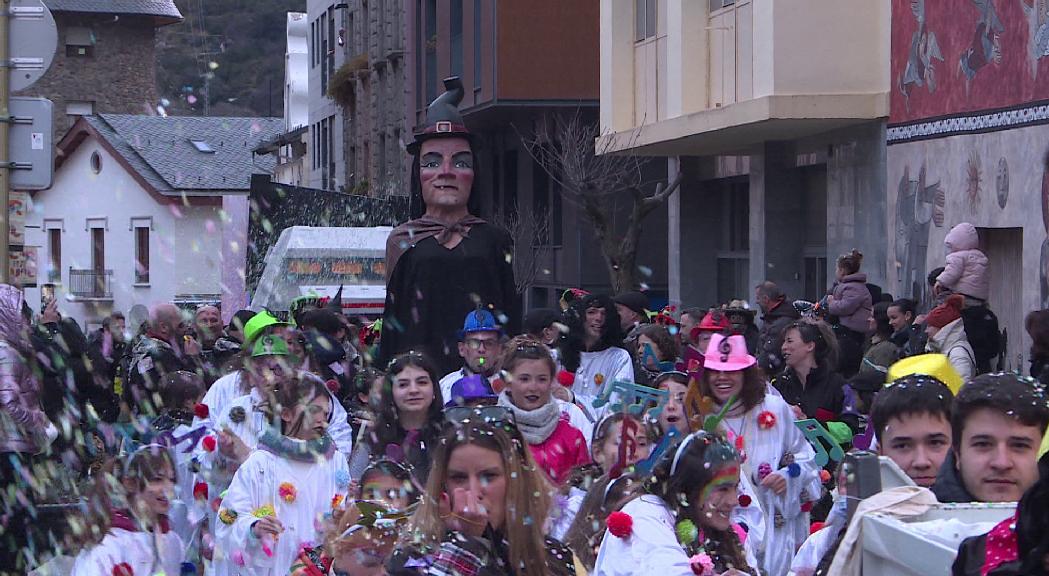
left=900, top=0, right=945, bottom=110
left=959, top=0, right=1005, bottom=90
left=1020, top=0, right=1049, bottom=78
left=896, top=164, right=946, bottom=305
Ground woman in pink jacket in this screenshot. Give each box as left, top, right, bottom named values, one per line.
left=497, top=336, right=591, bottom=484
left=827, top=250, right=873, bottom=378
left=935, top=222, right=989, bottom=303
left=0, top=284, right=56, bottom=573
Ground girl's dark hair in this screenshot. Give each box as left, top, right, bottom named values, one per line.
left=273, top=372, right=331, bottom=437
left=564, top=474, right=639, bottom=571
left=837, top=249, right=864, bottom=275
left=1026, top=310, right=1049, bottom=359
left=619, top=433, right=755, bottom=575
left=637, top=323, right=680, bottom=361
left=787, top=320, right=839, bottom=370
left=158, top=371, right=205, bottom=413
left=358, top=459, right=422, bottom=504
left=370, top=353, right=444, bottom=467
left=558, top=294, right=626, bottom=372
left=501, top=335, right=557, bottom=379
left=872, top=301, right=893, bottom=339
left=890, top=298, right=917, bottom=320
left=700, top=365, right=767, bottom=413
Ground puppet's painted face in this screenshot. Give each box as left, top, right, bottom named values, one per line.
left=420, top=138, right=474, bottom=210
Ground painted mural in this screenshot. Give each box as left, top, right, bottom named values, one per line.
left=891, top=0, right=1049, bottom=126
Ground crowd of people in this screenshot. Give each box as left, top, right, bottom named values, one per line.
left=1, top=232, right=1048, bottom=576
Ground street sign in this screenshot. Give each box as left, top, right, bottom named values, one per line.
left=8, top=97, right=53, bottom=190
left=8, top=0, right=58, bottom=92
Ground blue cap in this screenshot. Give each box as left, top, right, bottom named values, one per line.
left=459, top=308, right=502, bottom=339
left=445, top=374, right=497, bottom=407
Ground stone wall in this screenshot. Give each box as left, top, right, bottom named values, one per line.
left=14, top=13, right=159, bottom=141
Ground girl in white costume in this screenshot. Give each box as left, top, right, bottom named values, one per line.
left=214, top=372, right=351, bottom=575
left=593, top=429, right=759, bottom=575
left=72, top=445, right=186, bottom=575
left=690, top=334, right=821, bottom=576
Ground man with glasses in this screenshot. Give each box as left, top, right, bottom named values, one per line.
left=439, top=309, right=505, bottom=402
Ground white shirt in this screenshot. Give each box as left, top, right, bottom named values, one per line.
left=593, top=496, right=694, bottom=576
left=571, top=347, right=635, bottom=421
left=72, top=527, right=184, bottom=576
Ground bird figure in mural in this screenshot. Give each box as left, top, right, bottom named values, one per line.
left=900, top=0, right=944, bottom=110
left=1020, top=0, right=1049, bottom=78
left=959, top=0, right=1004, bottom=87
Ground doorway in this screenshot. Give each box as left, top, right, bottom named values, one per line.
left=978, top=227, right=1022, bottom=370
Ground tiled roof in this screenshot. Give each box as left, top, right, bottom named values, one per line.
left=83, top=114, right=284, bottom=196
left=42, top=0, right=182, bottom=20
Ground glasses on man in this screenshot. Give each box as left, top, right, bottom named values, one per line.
left=463, top=337, right=500, bottom=351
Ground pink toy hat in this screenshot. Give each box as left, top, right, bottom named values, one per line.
left=702, top=333, right=756, bottom=372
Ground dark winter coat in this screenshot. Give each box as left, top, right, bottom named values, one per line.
left=890, top=322, right=927, bottom=359
left=931, top=451, right=976, bottom=503
left=772, top=363, right=859, bottom=433
left=757, top=300, right=800, bottom=374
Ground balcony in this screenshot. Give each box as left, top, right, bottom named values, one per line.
left=600, top=0, right=890, bottom=156
left=69, top=269, right=114, bottom=301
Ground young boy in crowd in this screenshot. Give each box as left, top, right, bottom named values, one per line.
left=869, top=374, right=955, bottom=487
left=932, top=373, right=1048, bottom=503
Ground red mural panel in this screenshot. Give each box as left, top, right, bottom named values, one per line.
left=891, top=0, right=1049, bottom=125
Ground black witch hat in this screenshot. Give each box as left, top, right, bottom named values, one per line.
left=406, top=76, right=477, bottom=153
left=326, top=285, right=343, bottom=313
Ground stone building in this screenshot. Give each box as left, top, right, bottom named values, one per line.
left=14, top=0, right=183, bottom=142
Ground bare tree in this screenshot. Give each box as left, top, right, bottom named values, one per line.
left=520, top=114, right=683, bottom=293
left=492, top=203, right=552, bottom=295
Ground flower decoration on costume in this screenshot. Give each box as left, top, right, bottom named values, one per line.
left=229, top=406, right=247, bottom=424
left=201, top=435, right=217, bottom=452
left=193, top=481, right=208, bottom=501
left=689, top=553, right=715, bottom=576
left=219, top=508, right=238, bottom=525
left=606, top=511, right=633, bottom=538
left=594, top=373, right=605, bottom=387
left=325, top=379, right=340, bottom=394
left=757, top=462, right=773, bottom=481
left=194, top=403, right=210, bottom=419
left=787, top=463, right=801, bottom=478
left=180, top=561, right=198, bottom=575
left=254, top=504, right=276, bottom=518
left=112, top=562, right=134, bottom=576
left=279, top=482, right=298, bottom=503
left=231, top=550, right=246, bottom=567
left=734, top=435, right=745, bottom=453
left=757, top=411, right=776, bottom=429
left=211, top=498, right=222, bottom=513
left=335, top=469, right=351, bottom=488
left=738, top=494, right=752, bottom=507
left=820, top=469, right=832, bottom=483
left=800, top=501, right=814, bottom=513
left=557, top=370, right=575, bottom=387
left=810, top=521, right=825, bottom=535
left=331, top=494, right=345, bottom=509
left=676, top=519, right=699, bottom=546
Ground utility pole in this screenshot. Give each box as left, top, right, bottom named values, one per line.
left=1, top=0, right=11, bottom=284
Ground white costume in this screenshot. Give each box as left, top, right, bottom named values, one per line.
left=722, top=393, right=821, bottom=576
left=164, top=421, right=208, bottom=545
left=214, top=441, right=350, bottom=575
left=72, top=526, right=184, bottom=576
left=571, top=347, right=634, bottom=421
left=593, top=495, right=759, bottom=576
left=196, top=371, right=249, bottom=431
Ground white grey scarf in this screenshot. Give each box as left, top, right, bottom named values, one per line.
left=497, top=391, right=561, bottom=444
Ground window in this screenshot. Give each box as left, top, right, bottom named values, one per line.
left=502, top=150, right=518, bottom=219
left=66, top=26, right=95, bottom=57
left=66, top=100, right=94, bottom=117
left=415, top=0, right=424, bottom=109
left=48, top=228, right=61, bottom=283
left=90, top=151, right=102, bottom=174
left=635, top=0, right=656, bottom=41
left=532, top=157, right=550, bottom=246
left=327, top=8, right=336, bottom=93
left=709, top=0, right=736, bottom=11
left=311, top=21, right=317, bottom=68
left=716, top=180, right=749, bottom=304
left=189, top=139, right=215, bottom=153
left=91, top=228, right=105, bottom=273
left=473, top=0, right=482, bottom=89
left=450, top=0, right=464, bottom=77
left=135, top=227, right=150, bottom=284
left=425, top=0, right=437, bottom=104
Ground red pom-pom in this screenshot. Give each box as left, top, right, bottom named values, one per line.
left=606, top=511, right=633, bottom=538
left=819, top=469, right=832, bottom=483
left=201, top=435, right=217, bottom=452
left=557, top=370, right=575, bottom=387
left=326, top=379, right=340, bottom=393
left=738, top=494, right=752, bottom=507
left=194, top=403, right=209, bottom=419
left=211, top=497, right=222, bottom=513
left=810, top=521, right=825, bottom=535
left=757, top=411, right=776, bottom=429
left=112, top=562, right=134, bottom=576
left=193, top=481, right=208, bottom=501
left=800, top=501, right=814, bottom=513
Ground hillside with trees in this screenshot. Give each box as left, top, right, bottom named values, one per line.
left=157, top=0, right=306, bottom=118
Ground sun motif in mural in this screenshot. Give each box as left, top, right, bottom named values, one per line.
left=966, top=151, right=983, bottom=215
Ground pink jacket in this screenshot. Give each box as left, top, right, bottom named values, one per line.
left=829, top=273, right=873, bottom=334
left=0, top=284, right=49, bottom=453
left=938, top=223, right=989, bottom=301
left=528, top=415, right=591, bottom=485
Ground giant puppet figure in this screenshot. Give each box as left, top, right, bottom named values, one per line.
left=378, top=77, right=518, bottom=375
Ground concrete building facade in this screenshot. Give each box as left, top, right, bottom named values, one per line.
left=406, top=0, right=668, bottom=308
left=886, top=0, right=1049, bottom=368
left=307, top=0, right=348, bottom=191
left=600, top=0, right=891, bottom=310
left=14, top=0, right=183, bottom=142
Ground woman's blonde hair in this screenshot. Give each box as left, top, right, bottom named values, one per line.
left=411, top=418, right=553, bottom=575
